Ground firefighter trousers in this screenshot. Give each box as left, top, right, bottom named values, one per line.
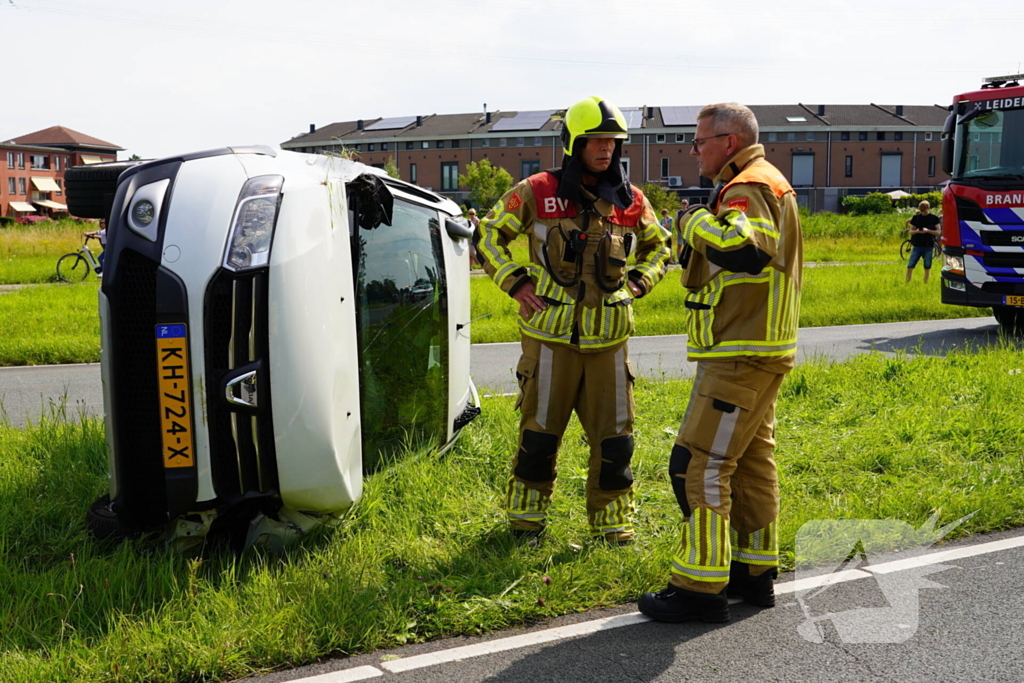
left=506, top=335, right=636, bottom=542
left=668, top=360, right=786, bottom=593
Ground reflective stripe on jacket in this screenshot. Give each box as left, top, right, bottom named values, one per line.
left=678, top=145, right=803, bottom=370
left=478, top=172, right=670, bottom=351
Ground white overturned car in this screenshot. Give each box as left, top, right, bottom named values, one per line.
left=65, top=146, right=479, bottom=546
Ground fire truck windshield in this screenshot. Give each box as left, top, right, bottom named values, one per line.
left=953, top=106, right=1024, bottom=181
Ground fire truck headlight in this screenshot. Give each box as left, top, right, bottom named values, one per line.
left=223, top=175, right=284, bottom=272
left=943, top=254, right=964, bottom=274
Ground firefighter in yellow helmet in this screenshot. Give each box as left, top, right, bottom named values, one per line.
left=638, top=103, right=803, bottom=622
left=477, top=96, right=671, bottom=545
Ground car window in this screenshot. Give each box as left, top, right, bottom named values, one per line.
left=354, top=197, right=448, bottom=469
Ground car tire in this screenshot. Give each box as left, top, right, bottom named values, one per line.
left=993, top=305, right=1024, bottom=334
left=65, top=161, right=144, bottom=219
left=85, top=494, right=134, bottom=541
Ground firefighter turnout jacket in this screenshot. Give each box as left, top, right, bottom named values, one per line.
left=478, top=172, right=671, bottom=351
left=678, top=145, right=803, bottom=370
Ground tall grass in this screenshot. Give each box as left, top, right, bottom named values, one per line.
left=2, top=347, right=1023, bottom=682
left=0, top=219, right=100, bottom=285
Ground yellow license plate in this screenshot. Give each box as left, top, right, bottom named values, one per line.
left=156, top=324, right=195, bottom=468
left=1006, top=295, right=1024, bottom=307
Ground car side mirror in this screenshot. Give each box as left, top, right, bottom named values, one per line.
left=445, top=217, right=474, bottom=240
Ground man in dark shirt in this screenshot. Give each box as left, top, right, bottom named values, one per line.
left=905, top=200, right=940, bottom=283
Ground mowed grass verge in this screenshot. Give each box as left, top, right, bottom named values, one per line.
left=0, top=283, right=101, bottom=366
left=2, top=347, right=1023, bottom=683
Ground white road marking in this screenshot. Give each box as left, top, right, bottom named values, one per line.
left=287, top=531, right=1024, bottom=681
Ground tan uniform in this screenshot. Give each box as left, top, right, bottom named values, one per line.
left=669, top=144, right=803, bottom=591
left=478, top=172, right=670, bottom=540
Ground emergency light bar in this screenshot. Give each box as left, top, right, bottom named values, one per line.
left=985, top=74, right=1024, bottom=83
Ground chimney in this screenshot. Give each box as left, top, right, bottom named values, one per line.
left=309, top=123, right=316, bottom=134
left=895, top=105, right=904, bottom=116
left=485, top=112, right=492, bottom=124
left=416, top=115, right=423, bottom=127
left=646, top=106, right=654, bottom=119
left=817, top=105, right=825, bottom=116
left=357, top=119, right=364, bottom=130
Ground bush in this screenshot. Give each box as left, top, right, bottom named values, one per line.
left=0, top=216, right=17, bottom=227
left=894, top=191, right=942, bottom=211
left=841, top=193, right=896, bottom=216
left=17, top=215, right=53, bottom=225
left=638, top=183, right=681, bottom=216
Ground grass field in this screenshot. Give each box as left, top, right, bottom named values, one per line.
left=2, top=347, right=1023, bottom=682
left=0, top=283, right=101, bottom=366
left=0, top=219, right=100, bottom=285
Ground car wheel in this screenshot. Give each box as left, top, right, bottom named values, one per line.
left=86, top=494, right=134, bottom=541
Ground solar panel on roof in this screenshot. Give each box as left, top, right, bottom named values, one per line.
left=620, top=107, right=644, bottom=130
left=490, top=110, right=555, bottom=131
left=661, top=106, right=702, bottom=127
left=364, top=116, right=418, bottom=131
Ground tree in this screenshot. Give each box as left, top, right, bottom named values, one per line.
left=383, top=156, right=400, bottom=180
left=459, top=159, right=512, bottom=210
left=639, top=183, right=681, bottom=216
left=128, top=154, right=142, bottom=161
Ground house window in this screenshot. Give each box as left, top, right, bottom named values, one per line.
left=19, top=178, right=27, bottom=195
left=353, top=144, right=361, bottom=152
left=845, top=155, right=853, bottom=177
left=406, top=141, right=414, bottom=150
left=481, top=139, right=490, bottom=147
left=841, top=132, right=850, bottom=141
left=877, top=132, right=886, bottom=141
left=516, top=138, right=525, bottom=147
left=534, top=137, right=543, bottom=146
left=436, top=140, right=445, bottom=149
left=17, top=153, right=24, bottom=169
left=54, top=156, right=60, bottom=171
left=928, top=156, right=936, bottom=177
left=381, top=142, right=388, bottom=151
left=422, top=141, right=430, bottom=149
left=441, top=162, right=459, bottom=191
left=368, top=144, right=375, bottom=152
left=6, top=152, right=14, bottom=169
left=661, top=158, right=670, bottom=178
left=894, top=132, right=903, bottom=141
left=786, top=132, right=796, bottom=141
left=451, top=139, right=460, bottom=148
left=676, top=134, right=686, bottom=143
left=924, top=132, right=933, bottom=141
left=806, top=132, right=815, bottom=141
left=410, top=163, right=418, bottom=183
left=55, top=178, right=62, bottom=195
left=656, top=134, right=666, bottom=143
left=64, top=156, right=70, bottom=168
left=521, top=159, right=540, bottom=179
left=858, top=132, right=868, bottom=141
left=7, top=178, right=14, bottom=194
left=768, top=132, right=777, bottom=142
left=499, top=138, right=507, bottom=147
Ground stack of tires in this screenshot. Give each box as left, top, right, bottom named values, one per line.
left=64, top=160, right=144, bottom=219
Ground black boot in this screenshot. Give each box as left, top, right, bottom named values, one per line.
left=638, top=583, right=730, bottom=623
left=727, top=562, right=777, bottom=608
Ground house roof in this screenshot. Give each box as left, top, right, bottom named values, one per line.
left=7, top=125, right=122, bottom=150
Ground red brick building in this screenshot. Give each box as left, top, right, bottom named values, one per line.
left=281, top=103, right=949, bottom=212
left=1, top=126, right=122, bottom=217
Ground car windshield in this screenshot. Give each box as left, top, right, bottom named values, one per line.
left=954, top=105, right=1024, bottom=180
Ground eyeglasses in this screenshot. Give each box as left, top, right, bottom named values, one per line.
left=691, top=133, right=731, bottom=151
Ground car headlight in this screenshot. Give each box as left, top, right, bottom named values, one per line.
left=127, top=178, right=171, bottom=241
left=223, top=175, right=284, bottom=272
left=943, top=254, right=964, bottom=273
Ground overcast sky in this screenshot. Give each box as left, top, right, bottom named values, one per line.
left=3, top=0, right=1023, bottom=159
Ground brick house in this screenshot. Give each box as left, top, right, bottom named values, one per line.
left=1, top=125, right=122, bottom=217
left=281, top=103, right=949, bottom=213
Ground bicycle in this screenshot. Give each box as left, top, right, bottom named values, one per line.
left=56, top=235, right=103, bottom=283
left=900, top=234, right=942, bottom=262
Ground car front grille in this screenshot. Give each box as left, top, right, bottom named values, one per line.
left=203, top=270, right=278, bottom=502
left=982, top=252, right=1024, bottom=269
left=981, top=281, right=1024, bottom=295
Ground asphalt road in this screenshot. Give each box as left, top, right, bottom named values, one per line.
left=0, top=316, right=1004, bottom=428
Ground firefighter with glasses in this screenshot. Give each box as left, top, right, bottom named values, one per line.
left=477, top=96, right=670, bottom=545
left=639, top=102, right=803, bottom=622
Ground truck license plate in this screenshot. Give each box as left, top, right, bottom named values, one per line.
left=155, top=324, right=195, bottom=468
left=1006, top=295, right=1024, bottom=307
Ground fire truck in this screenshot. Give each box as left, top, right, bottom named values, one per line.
left=940, top=73, right=1024, bottom=333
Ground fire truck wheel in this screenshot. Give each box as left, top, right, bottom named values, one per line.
left=993, top=306, right=1024, bottom=335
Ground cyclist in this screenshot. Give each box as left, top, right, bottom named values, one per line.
left=83, top=220, right=107, bottom=275
left=904, top=201, right=940, bottom=284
